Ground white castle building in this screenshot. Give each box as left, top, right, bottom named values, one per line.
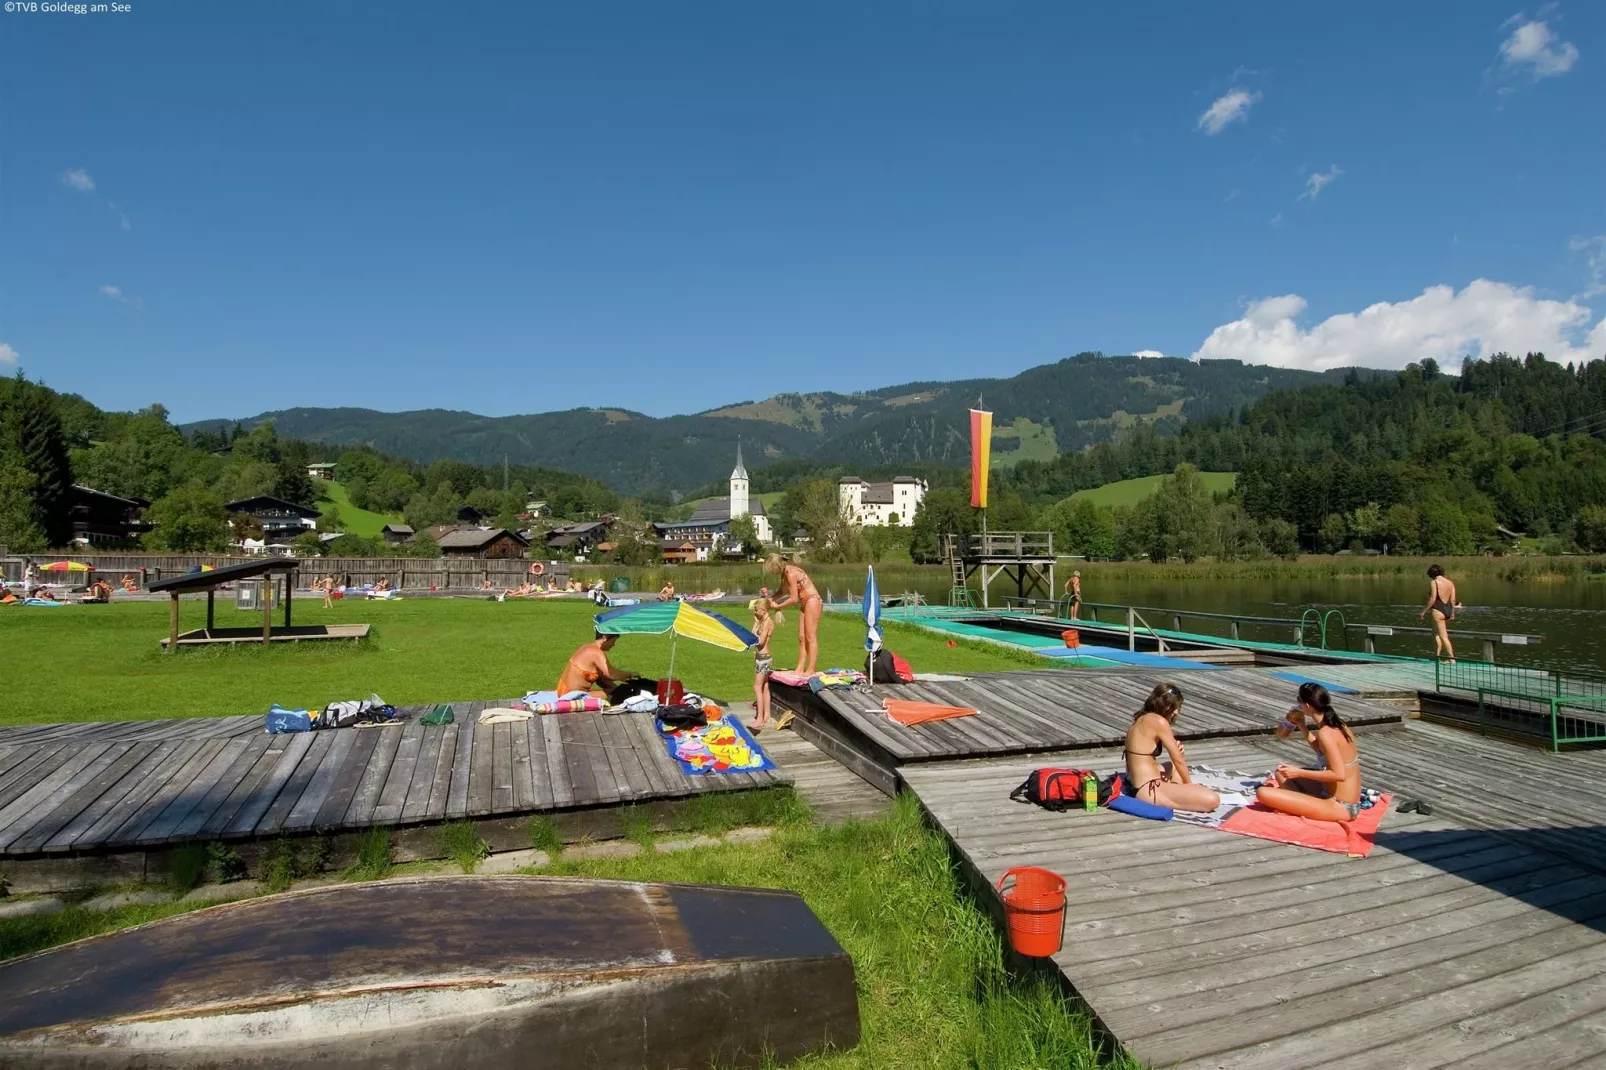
left=837, top=475, right=927, bottom=527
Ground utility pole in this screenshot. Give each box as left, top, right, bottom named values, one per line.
left=503, top=455, right=509, bottom=493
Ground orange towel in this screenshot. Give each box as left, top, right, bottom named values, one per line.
left=882, top=698, right=978, bottom=726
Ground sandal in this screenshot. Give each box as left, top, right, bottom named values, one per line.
left=773, top=711, right=795, bottom=731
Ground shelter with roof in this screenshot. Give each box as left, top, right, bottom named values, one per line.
left=148, top=558, right=370, bottom=650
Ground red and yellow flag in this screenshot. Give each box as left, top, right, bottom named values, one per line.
left=969, top=409, right=992, bottom=508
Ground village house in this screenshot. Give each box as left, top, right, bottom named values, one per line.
left=437, top=528, right=530, bottom=559
left=380, top=523, right=414, bottom=546
left=305, top=462, right=338, bottom=481
left=68, top=485, right=153, bottom=547
left=224, top=495, right=319, bottom=545
left=837, top=475, right=927, bottom=527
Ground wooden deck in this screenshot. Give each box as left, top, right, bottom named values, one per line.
left=160, top=623, right=372, bottom=647
left=0, top=702, right=788, bottom=862
left=772, top=668, right=1405, bottom=794
left=903, top=723, right=1606, bottom=1069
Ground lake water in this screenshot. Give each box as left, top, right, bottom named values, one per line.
left=877, top=572, right=1606, bottom=672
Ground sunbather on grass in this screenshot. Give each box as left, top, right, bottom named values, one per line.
left=1124, top=683, right=1220, bottom=812
left=1257, top=683, right=1363, bottom=822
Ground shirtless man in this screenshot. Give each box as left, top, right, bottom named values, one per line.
left=1063, top=570, right=1083, bottom=619
left=556, top=633, right=633, bottom=696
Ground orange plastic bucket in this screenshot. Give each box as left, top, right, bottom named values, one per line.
left=1061, top=629, right=1080, bottom=649
left=996, top=866, right=1066, bottom=957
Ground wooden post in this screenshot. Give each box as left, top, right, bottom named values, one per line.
left=284, top=572, right=293, bottom=630
left=169, top=592, right=180, bottom=651
left=1128, top=607, right=1136, bottom=652
left=206, top=589, right=215, bottom=634
left=262, top=576, right=272, bottom=645
left=1482, top=638, right=1495, bottom=664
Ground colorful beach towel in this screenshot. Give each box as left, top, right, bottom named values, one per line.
left=770, top=670, right=812, bottom=687
left=882, top=698, right=978, bottom=727
left=661, top=712, right=775, bottom=775
left=1168, top=766, right=1392, bottom=857
left=530, top=696, right=604, bottom=715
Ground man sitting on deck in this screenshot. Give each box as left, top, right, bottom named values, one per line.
left=557, top=633, right=636, bottom=697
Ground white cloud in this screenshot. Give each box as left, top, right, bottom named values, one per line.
left=0, top=342, right=16, bottom=365
left=1270, top=212, right=1284, bottom=228
left=1132, top=349, right=1167, bottom=359
left=1192, top=280, right=1606, bottom=371
left=1301, top=165, right=1343, bottom=200
left=100, top=284, right=143, bottom=310
left=1499, top=17, right=1579, bottom=79
left=60, top=168, right=95, bottom=192
left=1572, top=234, right=1606, bottom=298
left=1196, top=89, right=1260, bottom=135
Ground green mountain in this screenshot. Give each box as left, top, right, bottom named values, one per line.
left=182, top=355, right=1334, bottom=496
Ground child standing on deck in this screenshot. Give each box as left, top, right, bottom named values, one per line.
left=748, top=598, right=780, bottom=732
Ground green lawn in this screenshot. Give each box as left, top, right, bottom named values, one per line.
left=316, top=480, right=403, bottom=538
left=0, top=598, right=1045, bottom=725
left=1069, top=471, right=1237, bottom=508
left=683, top=490, right=786, bottom=513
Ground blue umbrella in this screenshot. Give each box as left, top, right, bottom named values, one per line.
left=862, top=566, right=882, bottom=683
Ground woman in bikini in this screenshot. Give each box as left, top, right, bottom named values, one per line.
left=765, top=553, right=822, bottom=675
left=1257, top=682, right=1363, bottom=822
left=556, top=633, right=632, bottom=696
left=747, top=599, right=781, bottom=731
left=1123, top=683, right=1221, bottom=812
left=1420, top=563, right=1459, bottom=662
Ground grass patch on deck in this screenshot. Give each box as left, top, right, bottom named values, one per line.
left=0, top=796, right=1135, bottom=1069
left=0, top=599, right=1040, bottom=726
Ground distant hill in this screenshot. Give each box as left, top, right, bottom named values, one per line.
left=1069, top=472, right=1238, bottom=508
left=182, top=355, right=1339, bottom=497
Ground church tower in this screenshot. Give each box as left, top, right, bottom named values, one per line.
left=729, top=442, right=750, bottom=520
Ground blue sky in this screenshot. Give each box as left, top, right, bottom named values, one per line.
left=3, top=1, right=1603, bottom=421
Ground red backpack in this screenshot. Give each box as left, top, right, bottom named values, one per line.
left=889, top=652, right=915, bottom=683
left=1009, top=768, right=1125, bottom=811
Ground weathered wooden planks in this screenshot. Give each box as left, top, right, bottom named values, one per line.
left=0, top=702, right=789, bottom=858
left=901, top=730, right=1606, bottom=1070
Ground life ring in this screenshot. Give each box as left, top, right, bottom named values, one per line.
left=530, top=562, right=545, bottom=577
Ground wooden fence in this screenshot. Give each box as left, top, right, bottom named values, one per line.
left=0, top=554, right=575, bottom=591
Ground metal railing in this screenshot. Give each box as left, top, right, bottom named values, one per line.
left=997, top=597, right=1543, bottom=663
left=1436, top=660, right=1606, bottom=751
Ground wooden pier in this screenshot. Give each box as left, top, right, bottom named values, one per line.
left=903, top=723, right=1606, bottom=1069
left=943, top=531, right=1057, bottom=608
left=0, top=702, right=788, bottom=889
left=771, top=667, right=1406, bottom=794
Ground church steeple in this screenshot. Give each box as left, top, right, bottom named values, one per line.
left=729, top=441, right=750, bottom=519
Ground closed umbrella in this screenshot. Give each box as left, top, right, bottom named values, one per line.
left=863, top=566, right=882, bottom=687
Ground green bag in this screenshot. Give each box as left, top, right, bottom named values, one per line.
left=420, top=704, right=455, bottom=726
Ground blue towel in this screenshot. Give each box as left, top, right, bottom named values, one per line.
left=265, top=704, right=312, bottom=734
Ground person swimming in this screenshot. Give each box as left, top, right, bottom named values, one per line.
left=1123, top=683, right=1221, bottom=812
left=1257, top=682, right=1363, bottom=822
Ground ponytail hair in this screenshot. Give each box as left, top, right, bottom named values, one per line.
left=1137, top=682, right=1184, bottom=722
left=1298, top=681, right=1352, bottom=741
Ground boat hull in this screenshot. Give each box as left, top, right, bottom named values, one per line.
left=0, top=875, right=859, bottom=1069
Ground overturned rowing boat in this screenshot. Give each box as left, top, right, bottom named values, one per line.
left=0, top=875, right=859, bottom=1069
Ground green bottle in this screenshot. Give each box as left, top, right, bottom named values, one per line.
left=1083, top=773, right=1098, bottom=812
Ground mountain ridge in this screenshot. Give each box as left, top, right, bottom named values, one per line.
left=180, top=354, right=1349, bottom=496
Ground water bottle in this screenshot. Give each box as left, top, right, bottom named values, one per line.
left=1083, top=773, right=1098, bottom=812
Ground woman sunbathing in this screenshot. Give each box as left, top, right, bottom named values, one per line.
left=1124, top=682, right=1221, bottom=812
left=1257, top=683, right=1363, bottom=822
left=119, top=574, right=140, bottom=592
left=503, top=581, right=534, bottom=597
left=373, top=577, right=391, bottom=592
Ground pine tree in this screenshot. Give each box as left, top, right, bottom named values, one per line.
left=14, top=384, right=74, bottom=547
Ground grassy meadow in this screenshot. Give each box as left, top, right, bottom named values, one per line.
left=0, top=596, right=1046, bottom=725
left=1068, top=471, right=1237, bottom=508
left=316, top=480, right=403, bottom=538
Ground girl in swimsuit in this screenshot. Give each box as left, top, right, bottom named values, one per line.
left=748, top=599, right=780, bottom=731
left=765, top=553, right=822, bottom=675
left=1420, top=564, right=1458, bottom=662
left=1123, top=683, right=1221, bottom=812
left=1257, top=682, right=1363, bottom=822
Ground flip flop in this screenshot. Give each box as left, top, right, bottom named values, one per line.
left=773, top=711, right=795, bottom=731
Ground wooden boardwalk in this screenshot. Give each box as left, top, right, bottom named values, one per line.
left=903, top=724, right=1606, bottom=1068
left=0, top=703, right=788, bottom=861
left=772, top=668, right=1404, bottom=793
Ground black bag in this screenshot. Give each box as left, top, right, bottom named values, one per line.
left=608, top=677, right=658, bottom=706
left=866, top=648, right=899, bottom=683
left=656, top=704, right=707, bottom=732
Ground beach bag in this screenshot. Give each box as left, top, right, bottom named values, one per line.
left=657, top=704, right=707, bottom=732
left=320, top=694, right=396, bottom=728
left=265, top=705, right=312, bottom=734
left=420, top=705, right=455, bottom=726
left=866, top=648, right=897, bottom=683
left=1010, top=768, right=1100, bottom=811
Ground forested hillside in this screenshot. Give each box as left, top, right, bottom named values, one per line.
left=0, top=375, right=620, bottom=555
left=1001, top=353, right=1606, bottom=556
left=184, top=355, right=1329, bottom=496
